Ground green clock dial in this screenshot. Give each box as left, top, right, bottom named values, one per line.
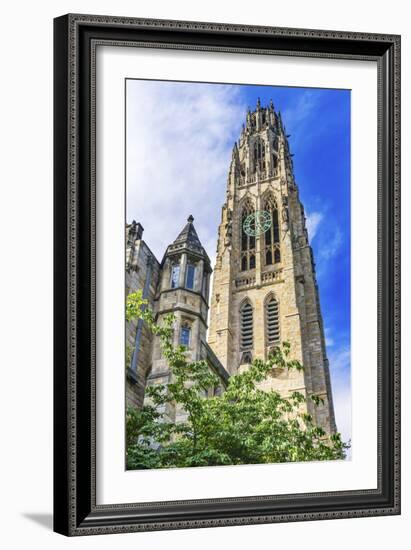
left=243, top=210, right=272, bottom=237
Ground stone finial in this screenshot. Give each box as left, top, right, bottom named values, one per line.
left=129, top=220, right=144, bottom=241
left=256, top=97, right=261, bottom=109
left=136, top=222, right=144, bottom=240
left=187, top=214, right=194, bottom=223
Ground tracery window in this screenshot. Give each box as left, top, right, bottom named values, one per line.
left=240, top=301, right=253, bottom=351
left=263, top=194, right=281, bottom=265
left=240, top=200, right=256, bottom=271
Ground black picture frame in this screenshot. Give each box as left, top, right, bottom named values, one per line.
left=53, top=13, right=401, bottom=536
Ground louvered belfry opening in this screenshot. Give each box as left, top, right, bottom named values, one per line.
left=266, top=296, right=280, bottom=346
left=240, top=302, right=253, bottom=350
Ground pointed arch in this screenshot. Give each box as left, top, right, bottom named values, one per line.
left=265, top=293, right=280, bottom=348
left=240, top=299, right=253, bottom=351
left=240, top=197, right=256, bottom=272
left=253, top=137, right=266, bottom=173
left=262, top=192, right=281, bottom=266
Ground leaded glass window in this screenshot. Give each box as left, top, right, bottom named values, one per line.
left=185, top=263, right=196, bottom=290
left=180, top=325, right=191, bottom=348
left=170, top=264, right=180, bottom=288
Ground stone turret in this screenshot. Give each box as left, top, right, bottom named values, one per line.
left=144, top=216, right=223, bottom=422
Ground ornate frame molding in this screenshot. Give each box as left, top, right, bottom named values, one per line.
left=54, top=14, right=400, bottom=536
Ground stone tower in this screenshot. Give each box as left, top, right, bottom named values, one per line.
left=144, top=216, right=228, bottom=422
left=207, top=99, right=336, bottom=433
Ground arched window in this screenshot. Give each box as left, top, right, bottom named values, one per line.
left=240, top=200, right=256, bottom=271
left=180, top=323, right=191, bottom=348
left=266, top=295, right=280, bottom=347
left=253, top=138, right=266, bottom=173
left=263, top=194, right=281, bottom=266
left=240, top=301, right=253, bottom=350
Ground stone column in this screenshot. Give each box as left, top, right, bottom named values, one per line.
left=173, top=314, right=181, bottom=348
left=194, top=318, right=202, bottom=361
left=178, top=253, right=187, bottom=288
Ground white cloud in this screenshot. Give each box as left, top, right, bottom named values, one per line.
left=328, top=345, right=352, bottom=457
left=320, top=227, right=343, bottom=260
left=282, top=90, right=321, bottom=146
left=329, top=345, right=350, bottom=374
left=315, top=226, right=344, bottom=281
left=331, top=376, right=352, bottom=458
left=283, top=90, right=318, bottom=130
left=324, top=326, right=334, bottom=347
left=126, top=80, right=246, bottom=262
left=305, top=211, right=323, bottom=242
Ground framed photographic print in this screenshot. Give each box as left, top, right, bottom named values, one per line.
left=53, top=14, right=401, bottom=536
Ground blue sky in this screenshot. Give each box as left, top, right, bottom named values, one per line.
left=126, top=79, right=351, bottom=449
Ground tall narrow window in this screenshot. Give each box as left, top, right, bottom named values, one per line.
left=263, top=194, right=281, bottom=266
left=180, top=325, right=191, bottom=348
left=266, top=296, right=280, bottom=346
left=253, top=138, right=266, bottom=172
left=185, top=263, right=196, bottom=290
left=240, top=302, right=253, bottom=350
left=240, top=200, right=256, bottom=271
left=170, top=264, right=180, bottom=288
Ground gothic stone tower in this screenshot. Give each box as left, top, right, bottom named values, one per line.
left=207, top=99, right=336, bottom=433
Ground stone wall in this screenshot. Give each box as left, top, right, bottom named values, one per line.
left=125, top=225, right=161, bottom=409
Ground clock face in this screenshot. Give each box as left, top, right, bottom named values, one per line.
left=243, top=210, right=272, bottom=237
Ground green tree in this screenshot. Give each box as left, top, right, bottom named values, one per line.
left=126, top=290, right=349, bottom=469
